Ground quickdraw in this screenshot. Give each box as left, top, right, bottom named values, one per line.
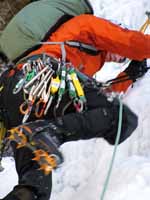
left=44, top=75, right=61, bottom=115
left=56, top=63, right=67, bottom=108
left=68, top=67, right=86, bottom=103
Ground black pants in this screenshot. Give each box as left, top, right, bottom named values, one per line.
left=2, top=143, right=52, bottom=200
left=0, top=70, right=138, bottom=200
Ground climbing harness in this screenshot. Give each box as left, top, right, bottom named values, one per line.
left=39, top=40, right=100, bottom=56
left=12, top=40, right=89, bottom=124
left=15, top=57, right=87, bottom=123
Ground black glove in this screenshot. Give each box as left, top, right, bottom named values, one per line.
left=124, top=59, right=148, bottom=82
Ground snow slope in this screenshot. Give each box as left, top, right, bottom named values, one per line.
left=1, top=0, right=150, bottom=199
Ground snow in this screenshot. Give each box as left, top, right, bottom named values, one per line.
left=1, top=0, right=150, bottom=199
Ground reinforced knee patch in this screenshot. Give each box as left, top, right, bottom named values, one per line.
left=62, top=99, right=138, bottom=144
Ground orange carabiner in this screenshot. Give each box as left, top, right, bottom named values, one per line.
left=35, top=99, right=47, bottom=118
left=19, top=101, right=30, bottom=115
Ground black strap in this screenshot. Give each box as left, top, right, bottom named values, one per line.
left=65, top=40, right=101, bottom=55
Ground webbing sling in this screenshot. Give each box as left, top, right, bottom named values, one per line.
left=39, top=40, right=100, bottom=61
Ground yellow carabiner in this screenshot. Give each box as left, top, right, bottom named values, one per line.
left=50, top=76, right=61, bottom=94
left=70, top=71, right=85, bottom=97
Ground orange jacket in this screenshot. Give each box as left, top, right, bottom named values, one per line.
left=29, top=14, right=150, bottom=92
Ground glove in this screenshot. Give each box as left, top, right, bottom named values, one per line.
left=124, top=59, right=148, bottom=82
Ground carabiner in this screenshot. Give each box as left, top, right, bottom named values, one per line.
left=35, top=99, right=47, bottom=118
left=73, top=98, right=84, bottom=113
left=13, top=78, right=26, bottom=94
left=22, top=102, right=33, bottom=123
left=19, top=96, right=34, bottom=123
left=19, top=100, right=30, bottom=115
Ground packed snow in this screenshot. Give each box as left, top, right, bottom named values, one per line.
left=1, top=0, right=150, bottom=199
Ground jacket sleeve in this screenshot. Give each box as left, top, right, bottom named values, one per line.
left=51, top=14, right=150, bottom=61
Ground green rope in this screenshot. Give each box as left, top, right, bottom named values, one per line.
left=100, top=98, right=123, bottom=200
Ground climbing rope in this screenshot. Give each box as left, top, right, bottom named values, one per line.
left=100, top=96, right=123, bottom=200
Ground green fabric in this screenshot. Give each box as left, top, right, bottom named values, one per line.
left=0, top=0, right=93, bottom=61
